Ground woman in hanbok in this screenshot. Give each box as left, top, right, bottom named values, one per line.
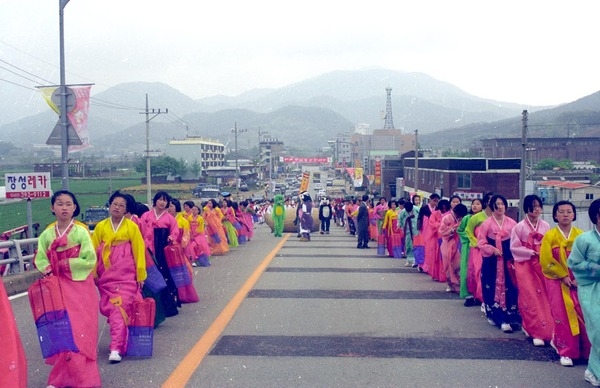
left=374, top=197, right=388, bottom=235
left=568, top=199, right=600, bottom=384
left=540, top=200, right=590, bottom=367
left=0, top=276, right=27, bottom=388
left=418, top=193, right=440, bottom=274
left=188, top=205, right=211, bottom=266
left=203, top=199, right=229, bottom=256
left=167, top=198, right=191, bottom=254
left=139, top=191, right=180, bottom=318
left=382, top=200, right=401, bottom=257
left=235, top=201, right=253, bottom=243
left=428, top=199, right=450, bottom=282
left=367, top=199, right=379, bottom=242
left=457, top=198, right=483, bottom=306
left=509, top=194, right=553, bottom=346
left=399, top=201, right=419, bottom=266
left=92, top=191, right=146, bottom=363
left=439, top=203, right=468, bottom=293
left=221, top=199, right=239, bottom=247
left=465, top=192, right=494, bottom=306
left=34, top=190, right=101, bottom=388
left=477, top=194, right=519, bottom=333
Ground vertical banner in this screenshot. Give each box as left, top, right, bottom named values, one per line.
left=40, top=85, right=92, bottom=152
left=354, top=168, right=363, bottom=188
left=374, top=160, right=381, bottom=185
left=299, top=171, right=310, bottom=192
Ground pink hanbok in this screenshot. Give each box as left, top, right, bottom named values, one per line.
left=540, top=226, right=591, bottom=360
left=427, top=210, right=446, bottom=282
left=92, top=217, right=146, bottom=355
left=188, top=215, right=211, bottom=261
left=510, top=218, right=554, bottom=342
left=439, top=212, right=461, bottom=292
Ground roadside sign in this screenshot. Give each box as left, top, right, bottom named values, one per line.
left=5, top=173, right=52, bottom=199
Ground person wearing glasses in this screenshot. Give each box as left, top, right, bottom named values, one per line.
left=92, top=191, right=147, bottom=363
left=540, top=200, right=591, bottom=367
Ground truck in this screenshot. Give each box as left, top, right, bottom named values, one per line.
left=195, top=186, right=220, bottom=203
left=82, top=206, right=109, bottom=230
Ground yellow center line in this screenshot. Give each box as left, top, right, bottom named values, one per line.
left=161, top=233, right=291, bottom=388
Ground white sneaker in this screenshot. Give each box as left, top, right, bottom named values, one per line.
left=481, top=303, right=486, bottom=313
left=446, top=286, right=452, bottom=292
left=109, top=350, right=122, bottom=363
left=532, top=338, right=545, bottom=347
left=585, top=369, right=600, bottom=386
left=560, top=356, right=573, bottom=367
left=500, top=323, right=513, bottom=333
left=487, top=318, right=496, bottom=326
left=405, top=261, right=411, bottom=267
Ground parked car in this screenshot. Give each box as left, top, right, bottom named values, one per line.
left=239, top=182, right=249, bottom=191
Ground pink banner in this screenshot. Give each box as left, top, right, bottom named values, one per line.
left=67, top=86, right=92, bottom=152
left=282, top=157, right=329, bottom=163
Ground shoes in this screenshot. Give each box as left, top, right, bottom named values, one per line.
left=357, top=246, right=364, bottom=249
left=405, top=261, right=411, bottom=267
left=445, top=286, right=452, bottom=292
left=418, top=267, right=423, bottom=273
left=463, top=297, right=476, bottom=307
left=411, top=263, right=418, bottom=268
left=481, top=304, right=486, bottom=313
left=300, top=238, right=308, bottom=242
left=585, top=369, right=600, bottom=386
left=109, top=350, right=122, bottom=363
left=501, top=323, right=513, bottom=333
left=364, top=246, right=370, bottom=249
left=532, top=338, right=545, bottom=347
left=487, top=318, right=496, bottom=326
left=325, top=231, right=329, bottom=234
left=191, top=262, right=198, bottom=267
left=320, top=231, right=324, bottom=234
left=560, top=356, right=573, bottom=367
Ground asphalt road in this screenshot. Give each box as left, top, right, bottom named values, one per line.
left=9, top=222, right=591, bottom=387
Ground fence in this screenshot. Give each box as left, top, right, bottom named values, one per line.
left=0, top=238, right=37, bottom=276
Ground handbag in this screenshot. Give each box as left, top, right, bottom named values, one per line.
left=28, top=275, right=79, bottom=358
left=144, top=250, right=167, bottom=293
left=126, top=298, right=155, bottom=358
left=164, top=244, right=199, bottom=303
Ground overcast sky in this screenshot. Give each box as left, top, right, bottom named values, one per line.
left=2, top=0, right=600, bottom=108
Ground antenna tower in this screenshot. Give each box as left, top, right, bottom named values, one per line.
left=383, top=87, right=395, bottom=130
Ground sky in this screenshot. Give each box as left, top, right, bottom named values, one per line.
left=1, top=0, right=600, bottom=113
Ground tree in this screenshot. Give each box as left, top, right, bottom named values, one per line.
left=536, top=158, right=573, bottom=170
left=189, top=159, right=201, bottom=178
left=134, top=156, right=185, bottom=176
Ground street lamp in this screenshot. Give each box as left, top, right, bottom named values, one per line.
left=231, top=122, right=247, bottom=191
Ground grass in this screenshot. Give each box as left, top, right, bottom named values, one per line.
left=0, top=177, right=197, bottom=234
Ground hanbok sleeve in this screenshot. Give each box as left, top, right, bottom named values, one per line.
left=66, top=225, right=98, bottom=281
left=477, top=218, right=496, bottom=257
left=33, top=227, right=53, bottom=274
left=568, top=231, right=600, bottom=285
left=127, top=220, right=147, bottom=282
left=540, top=228, right=568, bottom=279
left=510, top=222, right=535, bottom=262
left=439, top=214, right=454, bottom=238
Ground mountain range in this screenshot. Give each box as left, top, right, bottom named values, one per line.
left=1, top=68, right=598, bottom=157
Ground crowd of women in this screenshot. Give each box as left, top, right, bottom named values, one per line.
left=344, top=191, right=600, bottom=386
left=5, top=189, right=257, bottom=388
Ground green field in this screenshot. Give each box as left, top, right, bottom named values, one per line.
left=0, top=177, right=196, bottom=235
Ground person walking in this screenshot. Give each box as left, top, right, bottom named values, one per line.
left=34, top=190, right=101, bottom=388
left=356, top=194, right=370, bottom=249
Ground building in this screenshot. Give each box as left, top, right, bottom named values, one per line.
left=476, top=137, right=600, bottom=164
left=536, top=180, right=600, bottom=207
left=402, top=158, right=521, bottom=203
left=165, top=136, right=225, bottom=178
left=259, top=137, right=285, bottom=180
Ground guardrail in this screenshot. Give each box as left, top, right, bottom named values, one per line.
left=0, top=238, right=38, bottom=276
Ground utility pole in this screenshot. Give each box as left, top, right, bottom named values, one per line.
left=142, top=94, right=167, bottom=206
left=414, top=129, right=419, bottom=195
left=59, top=0, right=69, bottom=190
left=231, top=122, right=247, bottom=192
left=519, top=110, right=528, bottom=221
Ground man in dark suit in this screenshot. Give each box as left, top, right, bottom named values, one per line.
left=356, top=194, right=370, bottom=249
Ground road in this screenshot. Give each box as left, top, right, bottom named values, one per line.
left=9, top=219, right=591, bottom=387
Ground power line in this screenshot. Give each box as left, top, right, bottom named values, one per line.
left=0, top=58, right=55, bottom=84
left=0, top=77, right=36, bottom=91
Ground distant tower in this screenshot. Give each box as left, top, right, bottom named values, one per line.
left=383, top=87, right=395, bottom=130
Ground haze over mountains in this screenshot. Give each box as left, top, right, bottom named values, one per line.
left=1, top=68, right=598, bottom=156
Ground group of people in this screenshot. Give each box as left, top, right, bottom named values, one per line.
left=364, top=190, right=600, bottom=386
left=12, top=188, right=257, bottom=388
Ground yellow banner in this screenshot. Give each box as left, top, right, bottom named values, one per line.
left=299, top=171, right=310, bottom=192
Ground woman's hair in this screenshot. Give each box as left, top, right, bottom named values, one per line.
left=552, top=200, right=577, bottom=223
left=109, top=190, right=135, bottom=214
left=470, top=198, right=483, bottom=214
left=183, top=200, right=195, bottom=209
left=411, top=195, right=420, bottom=204
left=209, top=199, right=220, bottom=208
left=389, top=200, right=397, bottom=207
left=153, top=191, right=171, bottom=207
left=453, top=203, right=468, bottom=219
left=488, top=194, right=508, bottom=211
left=588, top=198, right=600, bottom=225
left=51, top=190, right=81, bottom=217
left=449, top=195, right=462, bottom=204
left=134, top=202, right=149, bottom=217
left=429, top=193, right=440, bottom=200
left=171, top=197, right=182, bottom=212
left=523, top=194, right=543, bottom=213
left=482, top=192, right=494, bottom=210
left=404, top=201, right=414, bottom=213
left=398, top=198, right=406, bottom=206
left=436, top=199, right=451, bottom=213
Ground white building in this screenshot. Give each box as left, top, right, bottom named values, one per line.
left=165, top=136, right=225, bottom=178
